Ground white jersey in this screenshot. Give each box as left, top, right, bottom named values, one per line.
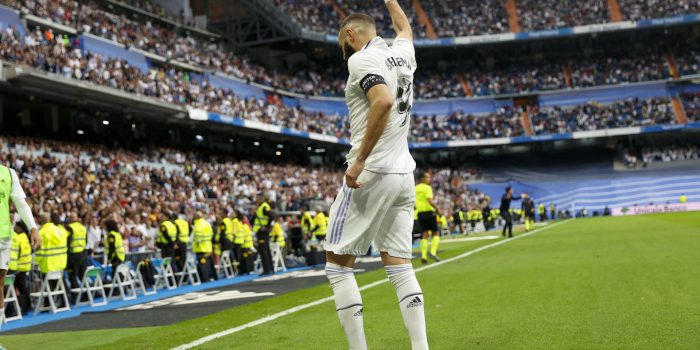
left=345, top=36, right=416, bottom=174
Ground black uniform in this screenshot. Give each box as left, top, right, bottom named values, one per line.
left=500, top=192, right=521, bottom=238
left=522, top=198, right=535, bottom=221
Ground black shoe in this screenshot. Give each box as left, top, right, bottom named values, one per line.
left=421, top=258, right=428, bottom=265
left=428, top=254, right=441, bottom=262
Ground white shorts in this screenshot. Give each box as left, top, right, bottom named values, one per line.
left=0, top=238, right=11, bottom=271
left=323, top=171, right=415, bottom=259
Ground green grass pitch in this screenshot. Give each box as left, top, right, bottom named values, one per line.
left=3, top=212, right=699, bottom=349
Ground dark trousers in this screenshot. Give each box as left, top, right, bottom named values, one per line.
left=161, top=244, right=177, bottom=272
left=196, top=253, right=216, bottom=282
left=4, top=271, right=30, bottom=316
left=67, top=251, right=88, bottom=290
left=233, top=244, right=246, bottom=274
left=174, top=243, right=187, bottom=272
left=501, top=211, right=513, bottom=238
left=257, top=229, right=274, bottom=274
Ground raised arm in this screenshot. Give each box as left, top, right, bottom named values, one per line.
left=386, top=0, right=413, bottom=41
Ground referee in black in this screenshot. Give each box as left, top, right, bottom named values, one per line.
left=500, top=186, right=522, bottom=238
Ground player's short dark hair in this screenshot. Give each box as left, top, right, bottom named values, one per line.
left=340, top=13, right=376, bottom=32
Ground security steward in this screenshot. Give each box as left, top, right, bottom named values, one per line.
left=310, top=208, right=327, bottom=242
left=35, top=213, right=68, bottom=307
left=66, top=213, right=88, bottom=294
left=105, top=220, right=125, bottom=278
left=231, top=211, right=246, bottom=274
left=240, top=218, right=255, bottom=275
left=522, top=194, right=535, bottom=231
left=538, top=203, right=547, bottom=222
left=36, top=213, right=68, bottom=276
left=253, top=198, right=274, bottom=275
left=9, top=222, right=32, bottom=315
left=216, top=210, right=235, bottom=265
left=193, top=212, right=216, bottom=282
left=270, top=216, right=286, bottom=252
left=300, top=206, right=314, bottom=239
left=173, top=213, right=190, bottom=272
left=158, top=213, right=178, bottom=271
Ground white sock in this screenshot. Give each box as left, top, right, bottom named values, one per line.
left=386, top=264, right=429, bottom=350
left=326, top=263, right=367, bottom=350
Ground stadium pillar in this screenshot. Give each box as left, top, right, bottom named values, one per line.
left=50, top=106, right=60, bottom=133
left=666, top=53, right=680, bottom=79
left=457, top=73, right=473, bottom=97
left=671, top=97, right=688, bottom=124
left=606, top=0, right=623, bottom=22
left=412, top=0, right=437, bottom=39
left=504, top=0, right=521, bottom=33
left=327, top=0, right=346, bottom=19
left=20, top=107, right=30, bottom=127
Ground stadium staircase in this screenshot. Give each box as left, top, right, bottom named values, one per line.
left=504, top=0, right=521, bottom=33
left=412, top=0, right=437, bottom=39
left=666, top=52, right=681, bottom=79
left=563, top=64, right=573, bottom=87
left=328, top=0, right=346, bottom=19
left=520, top=109, right=534, bottom=136
left=607, top=0, right=624, bottom=22
left=672, top=97, right=689, bottom=124
left=457, top=73, right=473, bottom=97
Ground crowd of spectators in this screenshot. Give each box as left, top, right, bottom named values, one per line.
left=424, top=0, right=509, bottom=37
left=620, top=0, right=700, bottom=21
left=517, top=0, right=609, bottom=31
left=1, top=135, right=344, bottom=249
left=411, top=106, right=525, bottom=142
left=680, top=92, right=700, bottom=122
left=0, top=27, right=350, bottom=139
left=569, top=50, right=671, bottom=87
left=623, top=143, right=700, bottom=167
left=116, top=0, right=195, bottom=27
left=640, top=144, right=700, bottom=163
left=465, top=61, right=568, bottom=97
left=530, top=98, right=676, bottom=135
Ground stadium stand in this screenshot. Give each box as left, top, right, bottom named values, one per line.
left=530, top=98, right=677, bottom=135
left=619, top=0, right=700, bottom=21
left=516, top=0, right=610, bottom=31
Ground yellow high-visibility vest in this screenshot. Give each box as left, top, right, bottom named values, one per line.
left=300, top=212, right=313, bottom=235
left=232, top=218, right=244, bottom=245
left=270, top=222, right=286, bottom=247
left=313, top=212, right=327, bottom=237
left=36, top=223, right=68, bottom=273
left=253, top=202, right=271, bottom=232
left=10, top=231, right=31, bottom=272
left=107, top=230, right=125, bottom=263
left=193, top=218, right=213, bottom=254
left=158, top=221, right=177, bottom=244
left=242, top=224, right=254, bottom=249
left=68, top=221, right=87, bottom=254
left=174, top=218, right=190, bottom=243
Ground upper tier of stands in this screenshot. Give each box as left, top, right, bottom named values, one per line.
left=276, top=0, right=700, bottom=38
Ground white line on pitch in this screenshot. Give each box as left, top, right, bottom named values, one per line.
left=171, top=219, right=572, bottom=350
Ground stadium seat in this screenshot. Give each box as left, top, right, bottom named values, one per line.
left=270, top=243, right=286, bottom=273
left=3, top=274, right=22, bottom=323
left=217, top=251, right=236, bottom=279
left=135, top=261, right=157, bottom=296
left=107, top=265, right=137, bottom=301
left=154, top=257, right=177, bottom=290
left=71, top=266, right=108, bottom=307
left=176, top=256, right=202, bottom=286
left=32, top=271, right=71, bottom=315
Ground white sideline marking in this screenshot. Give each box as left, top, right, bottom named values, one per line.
left=171, top=220, right=571, bottom=350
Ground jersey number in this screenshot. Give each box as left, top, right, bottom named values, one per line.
left=397, top=77, right=413, bottom=127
